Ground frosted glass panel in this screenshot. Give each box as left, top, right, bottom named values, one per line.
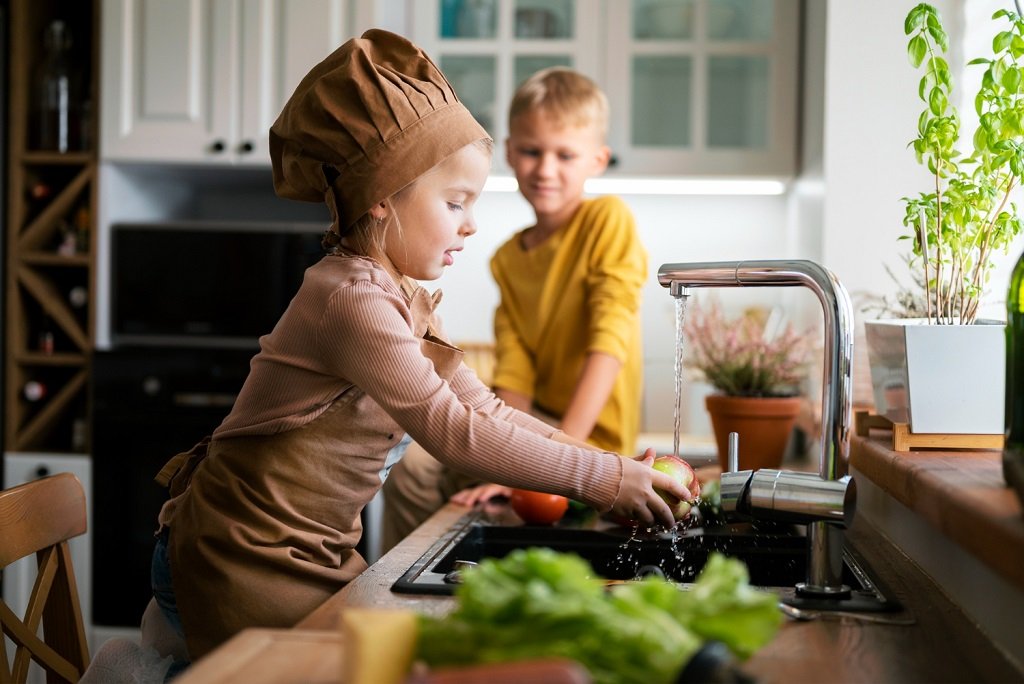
left=708, top=0, right=773, bottom=40
left=632, top=56, right=691, bottom=147
left=514, top=55, right=572, bottom=88
left=440, top=0, right=498, bottom=38
left=707, top=56, right=768, bottom=148
left=441, top=56, right=497, bottom=132
left=632, top=0, right=694, bottom=40
left=514, top=0, right=574, bottom=38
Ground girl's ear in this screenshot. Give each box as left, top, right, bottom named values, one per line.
left=369, top=201, right=388, bottom=223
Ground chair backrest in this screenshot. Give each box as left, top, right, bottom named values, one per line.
left=0, top=473, right=90, bottom=683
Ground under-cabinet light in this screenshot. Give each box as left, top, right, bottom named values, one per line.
left=483, top=175, right=788, bottom=196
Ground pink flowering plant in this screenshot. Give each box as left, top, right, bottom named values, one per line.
left=683, top=299, right=813, bottom=398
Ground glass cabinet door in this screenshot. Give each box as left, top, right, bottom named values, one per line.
left=415, top=0, right=798, bottom=177
left=415, top=0, right=599, bottom=168
left=606, top=0, right=799, bottom=176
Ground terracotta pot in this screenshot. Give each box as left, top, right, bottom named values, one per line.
left=705, top=394, right=803, bottom=471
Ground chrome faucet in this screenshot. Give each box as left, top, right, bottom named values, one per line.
left=658, top=259, right=856, bottom=597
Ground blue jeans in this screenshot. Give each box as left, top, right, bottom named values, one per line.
left=152, top=528, right=190, bottom=679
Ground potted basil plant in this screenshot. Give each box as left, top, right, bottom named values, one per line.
left=865, top=3, right=1024, bottom=435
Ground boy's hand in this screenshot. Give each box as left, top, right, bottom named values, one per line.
left=450, top=483, right=512, bottom=507
left=612, top=448, right=693, bottom=528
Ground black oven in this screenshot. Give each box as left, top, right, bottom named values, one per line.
left=110, top=222, right=324, bottom=347
left=91, top=346, right=254, bottom=627
left=91, top=222, right=335, bottom=627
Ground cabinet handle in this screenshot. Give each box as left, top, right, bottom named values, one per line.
left=210, top=140, right=226, bottom=153
left=239, top=141, right=254, bottom=153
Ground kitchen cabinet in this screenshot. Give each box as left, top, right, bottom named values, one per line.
left=4, top=0, right=98, bottom=454
left=100, top=0, right=363, bottom=165
left=412, top=0, right=800, bottom=176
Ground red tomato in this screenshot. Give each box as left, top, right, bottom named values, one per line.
left=509, top=489, right=569, bottom=525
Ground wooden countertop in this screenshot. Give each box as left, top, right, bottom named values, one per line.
left=849, top=433, right=1024, bottom=591
left=178, top=447, right=1024, bottom=684
left=294, top=499, right=1022, bottom=683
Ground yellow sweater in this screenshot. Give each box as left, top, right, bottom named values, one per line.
left=490, top=196, right=647, bottom=455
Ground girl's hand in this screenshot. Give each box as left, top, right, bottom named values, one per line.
left=450, top=483, right=512, bottom=507
left=611, top=448, right=693, bottom=528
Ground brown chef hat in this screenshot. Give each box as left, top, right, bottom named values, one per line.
left=270, top=29, right=490, bottom=233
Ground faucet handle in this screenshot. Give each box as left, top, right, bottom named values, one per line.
left=727, top=432, right=739, bottom=472
left=719, top=469, right=754, bottom=515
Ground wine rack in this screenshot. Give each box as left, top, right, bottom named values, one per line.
left=4, top=0, right=98, bottom=453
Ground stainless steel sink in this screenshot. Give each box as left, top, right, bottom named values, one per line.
left=392, top=510, right=899, bottom=613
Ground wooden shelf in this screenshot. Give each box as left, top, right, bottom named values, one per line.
left=21, top=152, right=93, bottom=165
left=15, top=352, right=88, bottom=367
left=4, top=0, right=99, bottom=454
left=20, top=252, right=91, bottom=267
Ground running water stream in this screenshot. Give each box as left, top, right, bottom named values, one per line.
left=672, top=294, right=690, bottom=459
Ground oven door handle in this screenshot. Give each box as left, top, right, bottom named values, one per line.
left=172, top=392, right=237, bottom=408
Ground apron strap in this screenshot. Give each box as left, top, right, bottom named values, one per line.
left=155, top=436, right=212, bottom=497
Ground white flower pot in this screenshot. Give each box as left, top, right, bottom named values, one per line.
left=864, top=318, right=1005, bottom=435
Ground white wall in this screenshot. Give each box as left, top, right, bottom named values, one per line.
left=433, top=188, right=795, bottom=438
left=821, top=0, right=1024, bottom=320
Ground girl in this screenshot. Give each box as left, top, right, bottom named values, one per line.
left=150, top=29, right=689, bottom=665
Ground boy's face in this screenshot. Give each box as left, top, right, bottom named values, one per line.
left=506, top=110, right=610, bottom=224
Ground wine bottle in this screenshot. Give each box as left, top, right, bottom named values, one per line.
left=23, top=380, right=48, bottom=402
left=32, top=20, right=83, bottom=152
left=1005, top=248, right=1024, bottom=508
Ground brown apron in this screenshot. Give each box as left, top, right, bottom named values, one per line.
left=155, top=283, right=463, bottom=660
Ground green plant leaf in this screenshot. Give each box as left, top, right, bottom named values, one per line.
left=909, top=35, right=928, bottom=67
left=994, top=30, right=1014, bottom=53
left=929, top=86, right=948, bottom=115
left=1003, top=66, right=1021, bottom=92
left=905, top=5, right=928, bottom=35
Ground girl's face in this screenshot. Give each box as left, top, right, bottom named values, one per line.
left=382, top=142, right=491, bottom=281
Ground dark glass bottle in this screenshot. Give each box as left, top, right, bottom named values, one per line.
left=32, top=20, right=83, bottom=152
left=1005, top=249, right=1024, bottom=507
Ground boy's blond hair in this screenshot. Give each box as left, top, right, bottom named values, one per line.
left=508, top=67, right=608, bottom=140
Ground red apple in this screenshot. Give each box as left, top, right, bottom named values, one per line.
left=651, top=455, right=701, bottom=520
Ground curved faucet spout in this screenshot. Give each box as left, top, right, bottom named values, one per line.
left=657, top=259, right=856, bottom=596
left=657, top=260, right=854, bottom=481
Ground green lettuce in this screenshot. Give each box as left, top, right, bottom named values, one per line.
left=416, top=548, right=782, bottom=684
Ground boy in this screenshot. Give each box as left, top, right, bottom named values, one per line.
left=381, top=67, right=647, bottom=548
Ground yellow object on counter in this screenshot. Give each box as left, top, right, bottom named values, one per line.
left=340, top=608, right=419, bottom=684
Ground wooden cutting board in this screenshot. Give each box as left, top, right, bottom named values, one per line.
left=175, top=629, right=344, bottom=684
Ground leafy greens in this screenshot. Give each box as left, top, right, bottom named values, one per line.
left=416, top=548, right=782, bottom=684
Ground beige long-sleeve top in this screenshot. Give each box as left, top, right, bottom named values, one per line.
left=211, top=252, right=625, bottom=509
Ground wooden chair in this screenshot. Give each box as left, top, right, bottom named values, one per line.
left=0, top=472, right=90, bottom=683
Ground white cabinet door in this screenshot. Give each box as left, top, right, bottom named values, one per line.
left=410, top=0, right=800, bottom=177
left=604, top=0, right=801, bottom=176
left=412, top=0, right=601, bottom=172
left=237, top=0, right=351, bottom=166
left=101, top=0, right=354, bottom=164
left=101, top=0, right=238, bottom=162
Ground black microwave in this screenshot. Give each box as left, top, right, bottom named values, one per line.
left=111, top=222, right=325, bottom=348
